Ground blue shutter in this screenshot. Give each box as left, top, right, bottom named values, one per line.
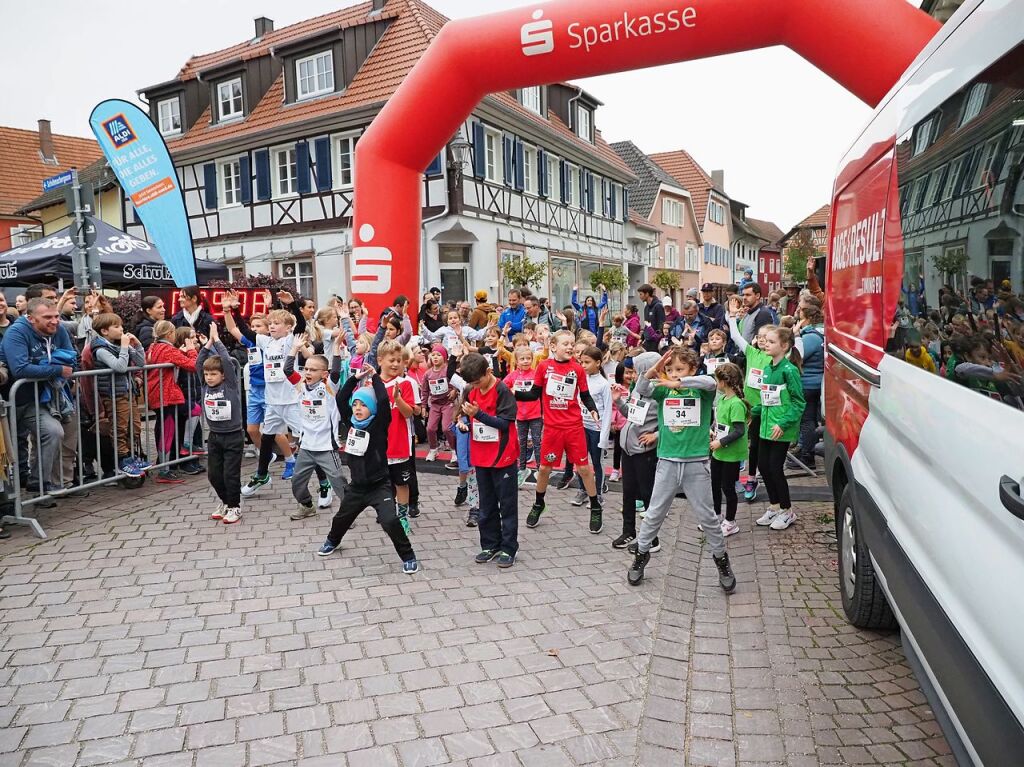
left=239, top=155, right=252, bottom=204
left=610, top=184, right=617, bottom=219
left=314, top=138, right=332, bottom=191
left=503, top=135, right=514, bottom=186
left=425, top=153, right=443, bottom=176
left=203, top=163, right=218, bottom=209
left=513, top=139, right=525, bottom=192
left=255, top=150, right=271, bottom=200
left=578, top=168, right=586, bottom=210
left=472, top=123, right=486, bottom=178
left=295, top=141, right=311, bottom=195
left=588, top=173, right=595, bottom=214
left=600, top=178, right=608, bottom=217
left=560, top=161, right=568, bottom=204
left=537, top=149, right=548, bottom=197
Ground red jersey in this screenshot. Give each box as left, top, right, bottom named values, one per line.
left=532, top=357, right=589, bottom=429
left=383, top=376, right=415, bottom=461
left=504, top=368, right=541, bottom=421
left=467, top=381, right=520, bottom=469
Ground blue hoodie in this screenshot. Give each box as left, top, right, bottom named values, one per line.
left=0, top=316, right=78, bottom=407
left=799, top=325, right=825, bottom=391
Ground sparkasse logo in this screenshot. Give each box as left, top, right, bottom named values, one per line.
left=521, top=9, right=555, bottom=56
left=102, top=114, right=138, bottom=149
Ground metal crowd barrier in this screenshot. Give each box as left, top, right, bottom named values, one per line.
left=0, top=358, right=240, bottom=540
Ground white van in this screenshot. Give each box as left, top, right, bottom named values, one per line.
left=825, top=1, right=1024, bottom=762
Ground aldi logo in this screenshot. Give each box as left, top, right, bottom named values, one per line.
left=102, top=114, right=137, bottom=149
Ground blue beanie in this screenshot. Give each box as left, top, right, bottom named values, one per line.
left=350, top=388, right=378, bottom=429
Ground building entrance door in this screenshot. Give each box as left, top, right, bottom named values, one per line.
left=440, top=266, right=469, bottom=304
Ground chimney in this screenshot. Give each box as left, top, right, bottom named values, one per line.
left=371, top=0, right=386, bottom=12
left=254, top=17, right=273, bottom=38
left=38, top=119, right=56, bottom=163
left=712, top=170, right=725, bottom=192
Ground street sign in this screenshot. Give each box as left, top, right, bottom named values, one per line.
left=42, top=170, right=74, bottom=192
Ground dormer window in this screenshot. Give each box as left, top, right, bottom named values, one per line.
left=575, top=106, right=592, bottom=142
left=520, top=86, right=542, bottom=115
left=959, top=83, right=988, bottom=127
left=296, top=51, right=334, bottom=100
left=217, top=78, right=244, bottom=122
left=158, top=97, right=181, bottom=136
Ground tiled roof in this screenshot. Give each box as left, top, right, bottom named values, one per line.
left=609, top=141, right=683, bottom=218
left=0, top=126, right=103, bottom=216
left=17, top=157, right=116, bottom=215
left=747, top=217, right=785, bottom=248
left=648, top=150, right=715, bottom=228
left=795, top=204, right=831, bottom=230
left=628, top=209, right=660, bottom=231
left=164, top=0, right=634, bottom=181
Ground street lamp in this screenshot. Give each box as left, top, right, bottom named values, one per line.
left=448, top=127, right=473, bottom=181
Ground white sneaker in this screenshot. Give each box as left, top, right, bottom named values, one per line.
left=770, top=510, right=798, bottom=530
left=243, top=445, right=258, bottom=459
left=721, top=520, right=740, bottom=537
left=608, top=470, right=621, bottom=483
left=425, top=448, right=438, bottom=462
left=317, top=483, right=334, bottom=508
left=756, top=506, right=781, bottom=526
left=222, top=507, right=241, bottom=525
left=210, top=503, right=225, bottom=521
left=697, top=514, right=723, bottom=532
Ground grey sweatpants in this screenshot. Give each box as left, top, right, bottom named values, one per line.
left=637, top=458, right=725, bottom=557
left=291, top=448, right=348, bottom=508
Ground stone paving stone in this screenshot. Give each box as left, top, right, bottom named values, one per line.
left=0, top=470, right=950, bottom=766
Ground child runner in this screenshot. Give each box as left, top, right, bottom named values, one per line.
left=753, top=326, right=805, bottom=531
left=376, top=339, right=417, bottom=533
left=610, top=352, right=661, bottom=549
left=285, top=343, right=344, bottom=521
left=422, top=345, right=456, bottom=462
left=317, top=365, right=420, bottom=574
left=460, top=353, right=520, bottom=568
left=626, top=347, right=736, bottom=593
left=607, top=360, right=633, bottom=482
left=514, top=330, right=603, bottom=533
left=504, top=346, right=541, bottom=487
left=709, top=362, right=749, bottom=537
left=146, top=320, right=198, bottom=484
left=572, top=346, right=612, bottom=507
left=196, top=324, right=244, bottom=524
left=701, top=328, right=732, bottom=375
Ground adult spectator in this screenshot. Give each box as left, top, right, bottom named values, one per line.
left=418, top=298, right=444, bottom=333
left=525, top=296, right=561, bottom=331
left=429, top=287, right=442, bottom=304
left=903, top=272, right=926, bottom=318
left=457, top=301, right=472, bottom=326
left=970, top=282, right=995, bottom=314
left=275, top=289, right=316, bottom=335
left=133, top=296, right=166, bottom=350
left=796, top=306, right=826, bottom=469
left=698, top=283, right=726, bottom=330
left=0, top=293, right=14, bottom=343
left=171, top=286, right=215, bottom=337
left=572, top=284, right=608, bottom=339
left=738, top=283, right=774, bottom=345
left=738, top=268, right=755, bottom=292
left=15, top=295, right=26, bottom=315
left=663, top=295, right=680, bottom=326
left=804, top=256, right=825, bottom=304
left=468, top=290, right=499, bottom=330
left=498, top=289, right=527, bottom=335
left=623, top=304, right=643, bottom=346
left=1, top=298, right=77, bottom=493
left=673, top=300, right=709, bottom=351
left=637, top=284, right=665, bottom=352
left=779, top=280, right=802, bottom=317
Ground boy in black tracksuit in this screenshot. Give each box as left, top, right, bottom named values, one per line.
left=316, top=366, right=420, bottom=574
left=197, top=325, right=244, bottom=525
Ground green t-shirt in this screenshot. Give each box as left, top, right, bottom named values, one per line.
left=758, top=357, right=806, bottom=443
left=744, top=344, right=773, bottom=415
left=650, top=383, right=717, bottom=460
left=712, top=394, right=749, bottom=463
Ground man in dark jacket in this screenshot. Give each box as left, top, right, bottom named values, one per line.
left=637, top=284, right=665, bottom=352
left=698, top=283, right=726, bottom=330
left=739, top=283, right=774, bottom=345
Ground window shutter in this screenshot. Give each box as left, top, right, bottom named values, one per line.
left=537, top=149, right=548, bottom=197
left=472, top=123, right=486, bottom=178
left=425, top=152, right=443, bottom=176
left=560, top=161, right=568, bottom=204
left=295, top=140, right=312, bottom=195
left=255, top=150, right=271, bottom=200
left=314, top=137, right=332, bottom=191
left=600, top=178, right=608, bottom=216
left=513, top=139, right=525, bottom=192
left=203, top=163, right=218, bottom=210
left=239, top=155, right=252, bottom=204
left=622, top=188, right=629, bottom=221
left=503, top=135, right=514, bottom=186
left=610, top=185, right=617, bottom=219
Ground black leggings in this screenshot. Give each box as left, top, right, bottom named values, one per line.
left=620, top=450, right=657, bottom=537
left=747, top=411, right=762, bottom=478
left=757, top=438, right=791, bottom=509
left=710, top=457, right=741, bottom=521
left=612, top=437, right=622, bottom=471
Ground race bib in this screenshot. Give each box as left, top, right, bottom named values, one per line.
left=247, top=347, right=262, bottom=366
left=428, top=378, right=449, bottom=396
left=746, top=367, right=764, bottom=389
left=513, top=379, right=534, bottom=393
left=264, top=356, right=285, bottom=383
left=444, top=336, right=463, bottom=355
left=204, top=398, right=231, bottom=422
left=546, top=372, right=576, bottom=400
left=301, top=396, right=327, bottom=422
left=705, top=357, right=726, bottom=374
left=760, top=384, right=785, bottom=407
left=345, top=428, right=369, bottom=456
left=472, top=420, right=499, bottom=443
left=627, top=397, right=650, bottom=426
left=664, top=397, right=701, bottom=428
left=714, top=422, right=729, bottom=438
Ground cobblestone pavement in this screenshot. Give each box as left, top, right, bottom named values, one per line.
left=0, top=464, right=954, bottom=766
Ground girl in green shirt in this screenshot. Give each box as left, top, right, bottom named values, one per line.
left=710, top=363, right=750, bottom=537
left=726, top=308, right=775, bottom=502
left=753, top=326, right=805, bottom=531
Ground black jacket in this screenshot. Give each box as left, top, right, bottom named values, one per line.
left=338, top=374, right=391, bottom=488
left=171, top=308, right=216, bottom=337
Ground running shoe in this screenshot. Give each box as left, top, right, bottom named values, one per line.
left=241, top=473, right=271, bottom=496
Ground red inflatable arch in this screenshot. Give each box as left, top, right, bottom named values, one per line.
left=351, top=0, right=939, bottom=312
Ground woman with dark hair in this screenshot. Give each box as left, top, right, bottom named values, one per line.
left=134, top=296, right=166, bottom=350
left=623, top=304, right=643, bottom=347
left=418, top=299, right=444, bottom=334
left=571, top=284, right=609, bottom=341
left=170, top=285, right=215, bottom=337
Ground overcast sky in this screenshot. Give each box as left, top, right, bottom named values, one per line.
left=2, top=0, right=902, bottom=231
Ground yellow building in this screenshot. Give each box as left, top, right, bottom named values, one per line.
left=16, top=157, right=124, bottom=235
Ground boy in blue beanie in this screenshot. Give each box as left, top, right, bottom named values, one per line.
left=316, top=365, right=419, bottom=574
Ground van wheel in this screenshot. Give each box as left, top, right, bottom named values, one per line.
left=119, top=475, right=146, bottom=490
left=837, top=485, right=897, bottom=630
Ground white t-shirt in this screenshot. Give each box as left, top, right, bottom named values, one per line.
left=258, top=334, right=299, bottom=405
left=296, top=379, right=339, bottom=451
